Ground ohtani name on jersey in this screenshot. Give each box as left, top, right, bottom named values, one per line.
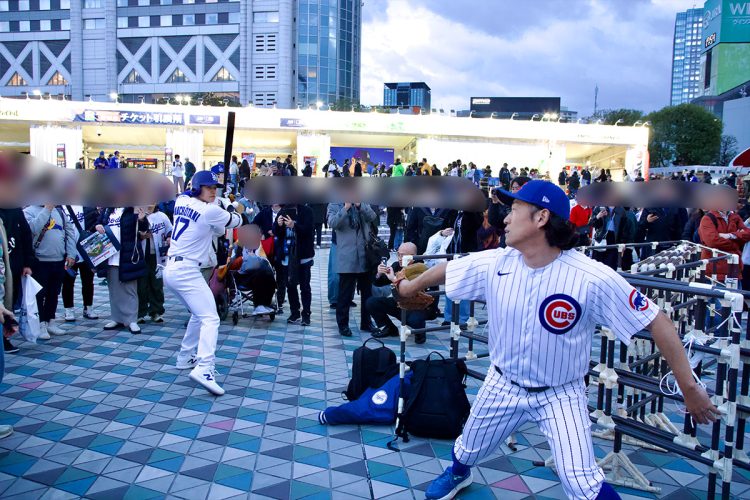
left=173, top=206, right=201, bottom=223
left=539, top=294, right=582, bottom=335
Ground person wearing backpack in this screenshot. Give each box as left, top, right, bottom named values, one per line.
left=697, top=208, right=750, bottom=283
left=394, top=180, right=718, bottom=500
left=405, top=206, right=455, bottom=255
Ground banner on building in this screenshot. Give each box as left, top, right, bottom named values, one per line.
left=189, top=115, right=221, bottom=125
left=76, top=110, right=185, bottom=125
left=56, top=144, right=66, bottom=169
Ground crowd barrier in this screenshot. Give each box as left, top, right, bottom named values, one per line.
left=387, top=242, right=750, bottom=499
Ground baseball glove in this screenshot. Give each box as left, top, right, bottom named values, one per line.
left=393, top=263, right=435, bottom=311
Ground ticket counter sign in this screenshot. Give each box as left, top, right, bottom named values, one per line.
left=76, top=109, right=184, bottom=125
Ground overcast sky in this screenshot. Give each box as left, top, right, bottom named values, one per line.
left=360, top=0, right=699, bottom=115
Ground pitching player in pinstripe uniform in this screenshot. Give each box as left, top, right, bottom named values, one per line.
left=395, top=180, right=719, bottom=500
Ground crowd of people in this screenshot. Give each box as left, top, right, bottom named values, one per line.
left=0, top=154, right=731, bottom=498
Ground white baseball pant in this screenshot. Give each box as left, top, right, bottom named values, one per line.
left=454, top=366, right=605, bottom=500
left=164, top=260, right=219, bottom=367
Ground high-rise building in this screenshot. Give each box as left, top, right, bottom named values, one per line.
left=383, top=82, right=431, bottom=111
left=0, top=0, right=361, bottom=108
left=670, top=8, right=703, bottom=105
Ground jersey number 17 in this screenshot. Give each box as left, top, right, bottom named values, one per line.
left=172, top=216, right=191, bottom=241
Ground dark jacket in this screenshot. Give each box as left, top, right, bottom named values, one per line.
left=272, top=204, right=314, bottom=262
left=449, top=211, right=483, bottom=253
left=302, top=164, right=313, bottom=177
left=98, top=208, right=148, bottom=282
left=682, top=210, right=705, bottom=243
left=238, top=161, right=251, bottom=179
left=253, top=206, right=277, bottom=238
left=310, top=203, right=327, bottom=225
left=386, top=207, right=405, bottom=227
left=591, top=206, right=626, bottom=244
left=0, top=208, right=34, bottom=274
left=636, top=208, right=684, bottom=243
left=405, top=207, right=456, bottom=253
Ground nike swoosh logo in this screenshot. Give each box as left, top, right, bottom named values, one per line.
left=497, top=272, right=511, bottom=276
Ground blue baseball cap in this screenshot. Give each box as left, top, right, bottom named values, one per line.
left=210, top=163, right=225, bottom=175
left=496, top=180, right=570, bottom=220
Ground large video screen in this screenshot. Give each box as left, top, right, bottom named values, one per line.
left=330, top=147, right=395, bottom=174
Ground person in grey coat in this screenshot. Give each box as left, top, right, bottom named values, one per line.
left=327, top=202, right=377, bottom=337
left=24, top=205, right=76, bottom=339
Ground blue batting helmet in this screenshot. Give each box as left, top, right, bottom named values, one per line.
left=186, top=170, right=221, bottom=196
left=210, top=163, right=225, bottom=175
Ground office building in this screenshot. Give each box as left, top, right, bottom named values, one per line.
left=0, top=0, right=361, bottom=108
left=383, top=82, right=431, bottom=111
left=670, top=8, right=703, bottom=105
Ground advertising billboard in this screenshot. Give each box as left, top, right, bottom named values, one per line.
left=330, top=147, right=395, bottom=173
left=703, top=0, right=750, bottom=49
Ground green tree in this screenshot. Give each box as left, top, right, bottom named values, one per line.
left=329, top=98, right=364, bottom=112
left=717, top=135, right=739, bottom=165
left=596, top=108, right=645, bottom=126
left=646, top=104, right=722, bottom=167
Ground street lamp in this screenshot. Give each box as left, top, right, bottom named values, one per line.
left=469, top=110, right=475, bottom=118
left=510, top=112, right=518, bottom=120
left=184, top=95, right=191, bottom=105
left=176, top=95, right=184, bottom=105
left=633, top=120, right=643, bottom=127
left=615, top=118, right=624, bottom=126
left=316, top=100, right=323, bottom=110
left=109, top=92, right=118, bottom=103
left=642, top=121, right=651, bottom=127
left=33, top=89, right=42, bottom=99
left=531, top=114, right=540, bottom=121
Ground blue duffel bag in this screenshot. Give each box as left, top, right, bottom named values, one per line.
left=319, top=372, right=412, bottom=426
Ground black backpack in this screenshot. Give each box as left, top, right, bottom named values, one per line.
left=343, top=338, right=398, bottom=401
left=391, top=352, right=470, bottom=446
left=365, top=230, right=390, bottom=271
left=418, top=209, right=445, bottom=253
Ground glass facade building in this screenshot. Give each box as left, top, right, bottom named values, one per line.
left=670, top=8, right=703, bottom=105
left=0, top=0, right=362, bottom=109
left=296, top=0, right=360, bottom=108
left=383, top=82, right=431, bottom=110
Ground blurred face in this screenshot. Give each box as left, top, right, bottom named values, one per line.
left=510, top=182, right=522, bottom=193
left=503, top=201, right=548, bottom=248
left=198, top=185, right=218, bottom=203
left=272, top=204, right=282, bottom=212
left=238, top=226, right=262, bottom=250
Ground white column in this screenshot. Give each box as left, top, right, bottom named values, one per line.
left=296, top=133, right=330, bottom=176
left=29, top=125, right=83, bottom=169
left=166, top=128, right=204, bottom=172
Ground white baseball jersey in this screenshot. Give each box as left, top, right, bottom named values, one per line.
left=141, top=212, right=172, bottom=256
left=445, top=247, right=658, bottom=387
left=107, top=208, right=124, bottom=267
left=168, top=195, right=243, bottom=265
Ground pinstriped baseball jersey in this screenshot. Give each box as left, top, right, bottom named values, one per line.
left=445, top=247, right=658, bottom=387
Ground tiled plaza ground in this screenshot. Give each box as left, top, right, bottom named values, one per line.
left=1, top=247, right=749, bottom=499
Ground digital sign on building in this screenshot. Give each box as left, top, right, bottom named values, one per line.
left=701, top=0, right=750, bottom=95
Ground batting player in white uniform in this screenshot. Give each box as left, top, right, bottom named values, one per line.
left=164, top=170, right=245, bottom=396
left=396, top=180, right=719, bottom=500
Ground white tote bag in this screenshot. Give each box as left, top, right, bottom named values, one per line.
left=19, top=275, right=43, bottom=343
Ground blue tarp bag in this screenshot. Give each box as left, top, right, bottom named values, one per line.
left=319, top=372, right=411, bottom=426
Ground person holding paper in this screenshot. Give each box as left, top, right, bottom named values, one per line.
left=95, top=207, right=149, bottom=334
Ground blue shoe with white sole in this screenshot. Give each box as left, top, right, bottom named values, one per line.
left=425, top=466, right=473, bottom=500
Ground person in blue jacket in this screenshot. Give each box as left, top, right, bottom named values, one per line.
left=93, top=151, right=108, bottom=170
left=108, top=151, right=121, bottom=169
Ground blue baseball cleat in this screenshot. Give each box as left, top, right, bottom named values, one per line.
left=425, top=466, right=473, bottom=500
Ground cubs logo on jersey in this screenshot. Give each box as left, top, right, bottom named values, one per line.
left=629, top=290, right=649, bottom=312
left=538, top=294, right=582, bottom=334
